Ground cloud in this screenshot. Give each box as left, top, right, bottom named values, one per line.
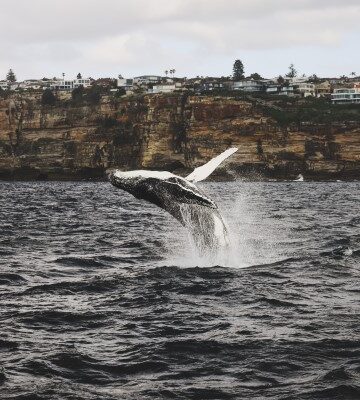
left=0, top=0, right=359, bottom=79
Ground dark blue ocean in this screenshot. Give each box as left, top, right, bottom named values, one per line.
left=0, top=181, right=359, bottom=399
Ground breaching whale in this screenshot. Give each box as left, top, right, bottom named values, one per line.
left=108, top=148, right=238, bottom=255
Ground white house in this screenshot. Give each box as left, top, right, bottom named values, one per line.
left=50, top=80, right=73, bottom=90
left=50, top=78, right=91, bottom=91
left=332, top=84, right=360, bottom=104
left=117, top=78, right=134, bottom=90
left=73, top=78, right=91, bottom=88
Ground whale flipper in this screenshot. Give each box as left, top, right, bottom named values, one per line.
left=185, top=147, right=238, bottom=182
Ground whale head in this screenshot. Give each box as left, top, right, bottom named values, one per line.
left=107, top=170, right=138, bottom=194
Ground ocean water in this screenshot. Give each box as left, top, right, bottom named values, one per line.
left=0, top=181, right=359, bottom=400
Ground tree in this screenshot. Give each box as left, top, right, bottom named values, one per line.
left=41, top=89, right=56, bottom=106
left=350, top=72, right=356, bottom=77
left=77, top=73, right=82, bottom=79
left=72, top=85, right=85, bottom=103
left=277, top=75, right=285, bottom=85
left=6, top=68, right=16, bottom=82
left=233, top=59, right=244, bottom=80
left=86, top=85, right=101, bottom=105
left=114, top=87, right=126, bottom=97
left=249, top=72, right=262, bottom=80
left=286, top=63, right=297, bottom=78
left=308, top=74, right=320, bottom=83
left=165, top=70, right=168, bottom=76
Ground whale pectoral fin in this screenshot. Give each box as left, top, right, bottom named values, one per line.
left=185, top=147, right=238, bottom=183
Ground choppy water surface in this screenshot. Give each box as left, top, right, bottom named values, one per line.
left=0, top=181, right=359, bottom=400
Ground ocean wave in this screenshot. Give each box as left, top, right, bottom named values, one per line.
left=0, top=273, right=27, bottom=285
left=25, top=350, right=168, bottom=384
left=0, top=339, right=19, bottom=350
left=303, top=384, right=360, bottom=399
left=17, top=310, right=109, bottom=329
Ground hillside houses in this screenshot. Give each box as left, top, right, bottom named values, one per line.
left=0, top=78, right=50, bottom=91
left=1, top=70, right=360, bottom=104
left=331, top=83, right=360, bottom=104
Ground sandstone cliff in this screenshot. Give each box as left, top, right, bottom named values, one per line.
left=0, top=92, right=359, bottom=180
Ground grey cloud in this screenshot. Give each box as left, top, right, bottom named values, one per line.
left=0, top=0, right=359, bottom=79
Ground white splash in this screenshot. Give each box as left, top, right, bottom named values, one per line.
left=164, top=182, right=288, bottom=269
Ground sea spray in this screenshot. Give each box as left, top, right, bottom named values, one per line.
left=180, top=204, right=228, bottom=256
left=165, top=181, right=288, bottom=268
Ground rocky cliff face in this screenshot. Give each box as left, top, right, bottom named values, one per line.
left=0, top=92, right=359, bottom=180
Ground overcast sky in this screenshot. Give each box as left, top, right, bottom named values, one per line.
left=1, top=0, right=359, bottom=80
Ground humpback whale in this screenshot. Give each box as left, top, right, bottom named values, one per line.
left=108, top=148, right=238, bottom=255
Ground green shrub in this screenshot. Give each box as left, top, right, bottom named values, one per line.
left=41, top=89, right=56, bottom=106
left=86, top=85, right=101, bottom=105
left=72, top=86, right=85, bottom=104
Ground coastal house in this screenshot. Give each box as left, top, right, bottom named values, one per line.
left=117, top=78, right=134, bottom=91
left=133, top=75, right=162, bottom=85
left=50, top=80, right=74, bottom=90
left=266, top=84, right=281, bottom=94
left=25, top=80, right=43, bottom=90
left=200, top=81, right=225, bottom=91
left=149, top=83, right=182, bottom=94
left=280, top=85, right=295, bottom=96
left=73, top=78, right=91, bottom=88
left=50, top=78, right=91, bottom=91
left=14, top=79, right=45, bottom=90
left=331, top=83, right=360, bottom=104
left=315, top=81, right=332, bottom=97
left=231, top=79, right=264, bottom=92
left=296, top=82, right=315, bottom=97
